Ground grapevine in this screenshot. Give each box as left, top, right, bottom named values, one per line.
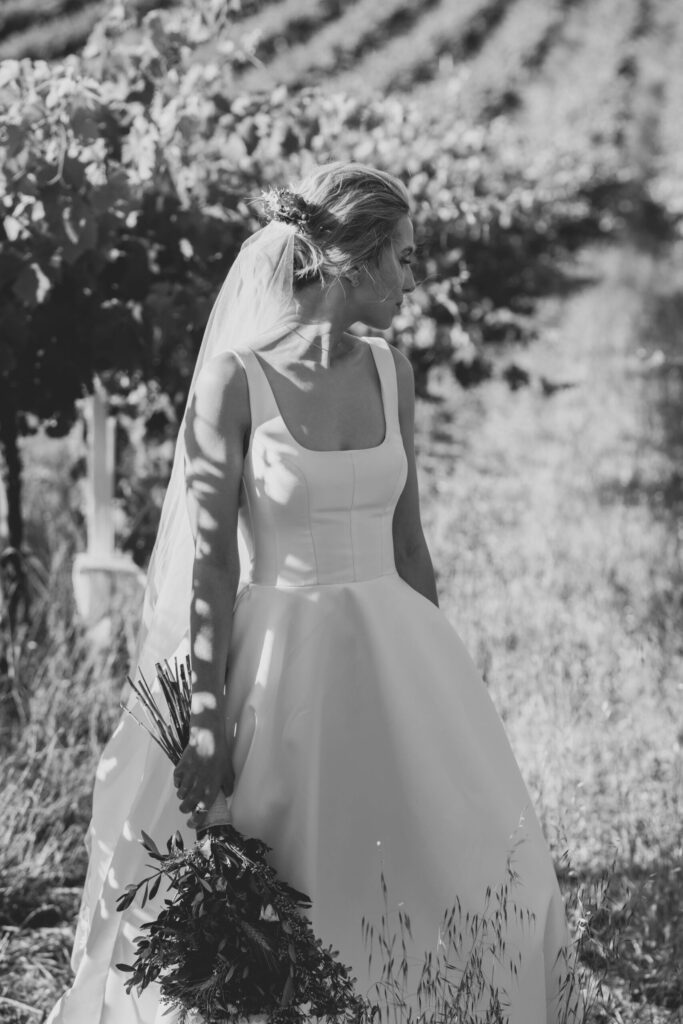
left=0, top=0, right=631, bottom=562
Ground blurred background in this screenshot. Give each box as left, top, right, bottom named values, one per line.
left=1, top=0, right=682, bottom=1020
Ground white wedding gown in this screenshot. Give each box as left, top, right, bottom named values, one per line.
left=48, top=335, right=574, bottom=1024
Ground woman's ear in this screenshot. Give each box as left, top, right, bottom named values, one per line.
left=348, top=269, right=361, bottom=287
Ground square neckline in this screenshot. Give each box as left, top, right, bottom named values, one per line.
left=251, top=337, right=389, bottom=455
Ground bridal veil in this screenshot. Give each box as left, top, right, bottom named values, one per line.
left=130, top=219, right=300, bottom=690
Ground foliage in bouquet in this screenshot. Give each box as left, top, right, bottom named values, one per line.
left=116, top=826, right=364, bottom=1024
left=116, top=657, right=364, bottom=1024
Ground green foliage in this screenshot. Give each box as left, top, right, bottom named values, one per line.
left=117, top=824, right=364, bottom=1024
left=0, top=0, right=638, bottom=561
left=0, top=0, right=650, bottom=559
left=0, top=0, right=623, bottom=423
left=0, top=2, right=251, bottom=549
left=0, top=8, right=246, bottom=442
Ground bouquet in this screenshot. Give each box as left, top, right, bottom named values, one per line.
left=116, top=657, right=365, bottom=1024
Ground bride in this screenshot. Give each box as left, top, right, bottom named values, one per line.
left=48, top=161, right=578, bottom=1024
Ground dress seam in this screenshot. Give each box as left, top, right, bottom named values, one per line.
left=349, top=454, right=357, bottom=582
left=242, top=470, right=254, bottom=582
left=298, top=460, right=320, bottom=583
left=371, top=337, right=389, bottom=577
left=380, top=338, right=406, bottom=571
left=246, top=571, right=400, bottom=590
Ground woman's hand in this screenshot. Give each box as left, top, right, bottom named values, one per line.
left=173, top=720, right=235, bottom=827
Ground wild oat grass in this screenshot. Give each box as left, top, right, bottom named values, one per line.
left=361, top=828, right=589, bottom=1024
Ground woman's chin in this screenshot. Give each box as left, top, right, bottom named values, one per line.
left=362, top=309, right=397, bottom=331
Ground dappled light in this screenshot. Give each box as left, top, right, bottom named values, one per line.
left=2, top=0, right=683, bottom=1021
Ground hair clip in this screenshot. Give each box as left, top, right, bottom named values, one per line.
left=261, top=187, right=312, bottom=228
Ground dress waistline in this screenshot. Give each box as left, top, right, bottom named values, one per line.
left=237, top=569, right=401, bottom=595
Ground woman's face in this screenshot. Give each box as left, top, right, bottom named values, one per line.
left=353, top=215, right=416, bottom=330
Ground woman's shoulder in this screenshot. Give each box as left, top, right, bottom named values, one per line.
left=195, top=350, right=250, bottom=399
left=189, top=350, right=251, bottom=433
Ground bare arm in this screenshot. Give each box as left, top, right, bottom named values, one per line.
left=390, top=346, right=439, bottom=607
left=173, top=352, right=250, bottom=820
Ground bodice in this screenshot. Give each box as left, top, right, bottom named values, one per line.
left=233, top=336, right=408, bottom=587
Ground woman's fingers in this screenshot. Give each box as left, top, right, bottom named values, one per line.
left=179, top=788, right=206, bottom=813
left=177, top=775, right=204, bottom=809
left=174, top=743, right=234, bottom=814
left=177, top=776, right=219, bottom=814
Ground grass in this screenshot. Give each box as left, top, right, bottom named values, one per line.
left=330, top=0, right=511, bottom=96
left=0, top=1, right=102, bottom=61
left=236, top=0, right=443, bottom=92
left=2, top=227, right=683, bottom=1021
left=0, top=0, right=282, bottom=60
left=2, top=1, right=683, bottom=1017
left=412, top=238, right=683, bottom=1021
left=230, top=0, right=348, bottom=79
left=413, top=0, right=580, bottom=119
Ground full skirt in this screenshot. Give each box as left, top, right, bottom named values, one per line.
left=48, top=574, right=573, bottom=1024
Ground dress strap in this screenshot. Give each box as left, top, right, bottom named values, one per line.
left=365, top=335, right=401, bottom=438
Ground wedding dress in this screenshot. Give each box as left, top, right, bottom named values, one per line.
left=47, top=334, right=574, bottom=1024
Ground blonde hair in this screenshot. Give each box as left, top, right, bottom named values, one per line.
left=262, top=161, right=411, bottom=287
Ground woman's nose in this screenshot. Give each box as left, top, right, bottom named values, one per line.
left=403, top=268, right=416, bottom=293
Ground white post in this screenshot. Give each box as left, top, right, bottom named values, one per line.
left=88, top=381, right=115, bottom=558
left=0, top=473, right=7, bottom=548
left=72, top=379, right=145, bottom=646
left=0, top=473, right=6, bottom=622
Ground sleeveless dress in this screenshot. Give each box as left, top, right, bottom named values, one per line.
left=47, top=335, right=574, bottom=1024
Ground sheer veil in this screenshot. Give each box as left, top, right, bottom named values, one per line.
left=130, top=220, right=300, bottom=691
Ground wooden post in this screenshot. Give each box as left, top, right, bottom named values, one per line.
left=0, top=473, right=6, bottom=622
left=87, top=380, right=116, bottom=558
left=72, top=379, right=145, bottom=647
left=0, top=474, right=7, bottom=548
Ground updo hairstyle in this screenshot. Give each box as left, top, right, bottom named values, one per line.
left=261, top=161, right=411, bottom=288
